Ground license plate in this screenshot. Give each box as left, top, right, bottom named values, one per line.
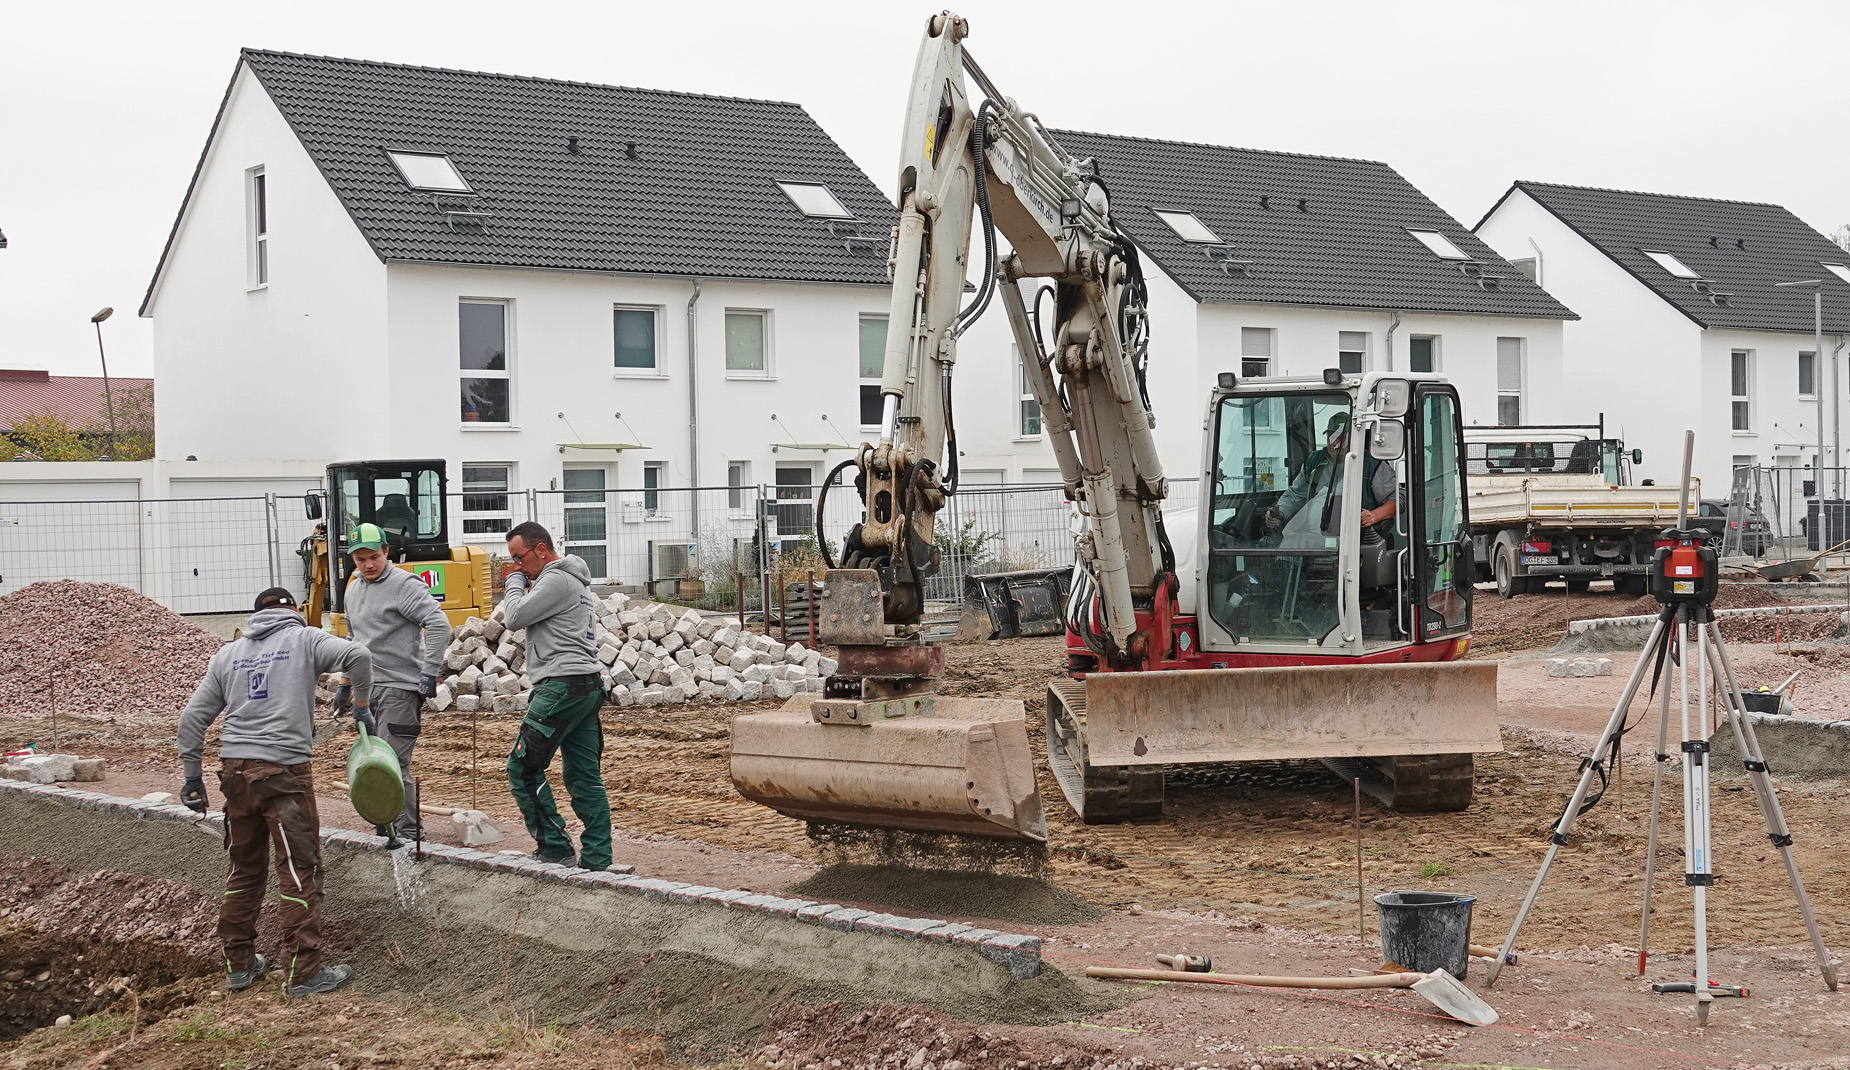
left=1522, top=555, right=1559, bottom=565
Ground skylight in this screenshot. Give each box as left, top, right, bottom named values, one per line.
left=778, top=182, right=853, bottom=219
left=1824, top=263, right=1850, bottom=286
left=1408, top=230, right=1471, bottom=261
left=388, top=152, right=471, bottom=193
left=1645, top=251, right=1700, bottom=279
left=1155, top=210, right=1222, bottom=244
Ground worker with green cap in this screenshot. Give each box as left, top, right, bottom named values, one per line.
left=337, top=521, right=452, bottom=845
left=1266, top=411, right=1398, bottom=540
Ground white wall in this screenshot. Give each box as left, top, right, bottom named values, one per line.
left=1477, top=189, right=1711, bottom=485
left=145, top=66, right=390, bottom=463
left=1700, top=328, right=1839, bottom=478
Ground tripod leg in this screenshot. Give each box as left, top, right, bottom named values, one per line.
left=1488, top=612, right=1672, bottom=987
left=1690, top=619, right=1714, bottom=1025
left=1638, top=640, right=1675, bottom=976
left=1706, top=630, right=1840, bottom=991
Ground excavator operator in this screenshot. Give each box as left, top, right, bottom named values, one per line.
left=1265, top=412, right=1396, bottom=542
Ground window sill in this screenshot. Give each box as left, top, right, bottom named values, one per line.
left=614, top=371, right=669, bottom=379
left=1014, top=436, right=1044, bottom=443
left=725, top=373, right=775, bottom=381
left=643, top=516, right=673, bottom=523
left=460, top=423, right=520, bottom=431
left=1732, top=430, right=1758, bottom=437
left=245, top=284, right=268, bottom=293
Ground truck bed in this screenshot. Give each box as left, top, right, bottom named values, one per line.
left=1469, top=474, right=1700, bottom=529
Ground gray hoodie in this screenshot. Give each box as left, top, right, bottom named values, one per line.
left=177, top=608, right=373, bottom=778
left=343, top=564, right=453, bottom=691
left=501, top=554, right=601, bottom=684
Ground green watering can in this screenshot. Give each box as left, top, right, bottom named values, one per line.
left=345, top=722, right=404, bottom=826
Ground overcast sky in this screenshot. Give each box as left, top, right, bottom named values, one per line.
left=3, top=0, right=1846, bottom=379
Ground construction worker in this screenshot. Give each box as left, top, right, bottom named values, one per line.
left=1266, top=411, right=1397, bottom=541
left=501, top=521, right=612, bottom=870
left=339, top=521, right=453, bottom=845
left=177, top=586, right=371, bottom=998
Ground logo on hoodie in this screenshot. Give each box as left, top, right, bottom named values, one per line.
left=247, top=670, right=269, bottom=700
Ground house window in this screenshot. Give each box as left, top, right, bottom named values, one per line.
left=1732, top=350, right=1752, bottom=431
left=1408, top=230, right=1471, bottom=260
left=775, top=465, right=815, bottom=539
left=561, top=467, right=609, bottom=579
left=1338, top=331, right=1367, bottom=374
left=643, top=461, right=666, bottom=517
left=1240, top=327, right=1274, bottom=377
left=459, top=465, right=513, bottom=538
left=1731, top=455, right=1756, bottom=492
left=726, top=310, right=769, bottom=374
left=247, top=167, right=268, bottom=288
left=1496, top=337, right=1524, bottom=425
left=1645, top=250, right=1699, bottom=279
left=1510, top=257, right=1538, bottom=283
left=387, top=151, right=471, bottom=193
left=1800, top=351, right=1816, bottom=398
left=777, top=182, right=852, bottom=218
left=1410, top=336, right=1437, bottom=374
left=1154, top=210, right=1222, bottom=244
left=859, top=315, right=886, bottom=426
left=614, top=307, right=658, bottom=372
left=1017, top=345, right=1043, bottom=437
left=460, top=301, right=511, bottom=424
left=1824, top=263, right=1850, bottom=286
left=728, top=461, right=750, bottom=511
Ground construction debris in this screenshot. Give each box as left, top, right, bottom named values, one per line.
left=1545, top=656, right=1615, bottom=678
left=0, top=753, right=105, bottom=784
left=399, top=591, right=837, bottom=713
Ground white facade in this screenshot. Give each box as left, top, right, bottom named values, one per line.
left=142, top=67, right=890, bottom=580
left=1476, top=187, right=1845, bottom=492
left=950, top=257, right=1568, bottom=484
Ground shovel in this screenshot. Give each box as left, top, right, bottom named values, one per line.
left=1084, top=966, right=1499, bottom=1026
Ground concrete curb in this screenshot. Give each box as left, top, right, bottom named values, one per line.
left=0, top=779, right=1044, bottom=980
left=1710, top=710, right=1850, bottom=780
left=1564, top=602, right=1849, bottom=636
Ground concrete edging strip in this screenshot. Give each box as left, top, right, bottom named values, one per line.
left=0, top=778, right=1043, bottom=979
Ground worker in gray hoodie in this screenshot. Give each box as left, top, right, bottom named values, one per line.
left=501, top=521, right=611, bottom=870
left=177, top=586, right=372, bottom=999
left=339, top=521, right=453, bottom=844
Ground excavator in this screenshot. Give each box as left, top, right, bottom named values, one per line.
left=729, top=13, right=1500, bottom=843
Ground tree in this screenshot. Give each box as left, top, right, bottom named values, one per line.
left=1833, top=224, right=1850, bottom=254
left=3, top=382, right=156, bottom=461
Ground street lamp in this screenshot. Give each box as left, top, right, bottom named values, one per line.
left=90, top=306, right=119, bottom=460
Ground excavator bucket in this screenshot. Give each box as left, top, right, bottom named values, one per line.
left=729, top=695, right=1048, bottom=842
left=957, top=567, right=1072, bottom=640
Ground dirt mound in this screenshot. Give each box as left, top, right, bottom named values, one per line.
left=0, top=857, right=74, bottom=912
left=1471, top=583, right=1815, bottom=657
left=789, top=864, right=1102, bottom=926
left=0, top=580, right=223, bottom=726
left=0, top=923, right=212, bottom=1041
left=20, top=870, right=221, bottom=956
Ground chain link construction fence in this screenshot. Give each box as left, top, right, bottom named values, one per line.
left=1725, top=465, right=1850, bottom=560
left=0, top=478, right=1202, bottom=618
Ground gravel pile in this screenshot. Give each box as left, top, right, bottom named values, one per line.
left=419, top=591, right=836, bottom=713
left=0, top=581, right=223, bottom=726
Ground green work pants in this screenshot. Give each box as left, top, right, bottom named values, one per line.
left=505, top=675, right=610, bottom=869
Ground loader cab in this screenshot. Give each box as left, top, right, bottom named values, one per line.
left=1200, top=372, right=1472, bottom=658
left=324, top=459, right=449, bottom=611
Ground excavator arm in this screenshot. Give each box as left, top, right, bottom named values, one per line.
left=836, top=12, right=1170, bottom=665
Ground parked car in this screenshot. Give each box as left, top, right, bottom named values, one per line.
left=1689, top=499, right=1771, bottom=556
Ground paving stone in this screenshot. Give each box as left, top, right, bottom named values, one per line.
left=794, top=902, right=843, bottom=921
left=819, top=907, right=873, bottom=932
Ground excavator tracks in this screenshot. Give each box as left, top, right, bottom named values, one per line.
left=1322, top=753, right=1476, bottom=812
left=1046, top=680, right=1165, bottom=824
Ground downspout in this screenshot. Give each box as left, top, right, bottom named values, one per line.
left=687, top=279, right=703, bottom=540
left=1383, top=311, right=1402, bottom=372
left=1835, top=333, right=1846, bottom=497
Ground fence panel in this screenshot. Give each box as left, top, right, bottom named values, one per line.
left=161, top=497, right=278, bottom=614
left=0, top=498, right=144, bottom=597
left=1730, top=466, right=1850, bottom=559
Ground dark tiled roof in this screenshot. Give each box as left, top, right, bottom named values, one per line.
left=154, top=50, right=896, bottom=306
left=1048, top=130, right=1574, bottom=320
left=1486, top=181, right=1850, bottom=333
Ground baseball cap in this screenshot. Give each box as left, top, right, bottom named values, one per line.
left=254, top=587, right=299, bottom=611
left=1325, top=412, right=1351, bottom=433
left=348, top=522, right=388, bottom=551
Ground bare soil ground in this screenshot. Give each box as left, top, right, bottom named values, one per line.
left=7, top=602, right=1850, bottom=1069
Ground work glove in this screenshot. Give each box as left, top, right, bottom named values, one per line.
left=1263, top=508, right=1284, bottom=532
left=332, top=683, right=352, bottom=714
left=504, top=571, right=529, bottom=593
left=181, top=776, right=208, bottom=813
left=354, top=701, right=377, bottom=735
left=418, top=674, right=438, bottom=699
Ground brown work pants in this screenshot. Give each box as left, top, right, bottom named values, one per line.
left=218, top=759, right=324, bottom=984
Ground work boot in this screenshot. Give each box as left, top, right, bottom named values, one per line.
left=531, top=848, right=575, bottom=867
left=284, top=964, right=353, bottom=999
left=226, top=953, right=266, bottom=992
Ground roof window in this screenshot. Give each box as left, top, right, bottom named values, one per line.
left=1645, top=251, right=1700, bottom=279
left=778, top=182, right=853, bottom=219
left=1824, top=263, right=1850, bottom=286
left=1155, top=210, right=1222, bottom=244
left=1408, top=230, right=1471, bottom=261
left=388, top=152, right=471, bottom=193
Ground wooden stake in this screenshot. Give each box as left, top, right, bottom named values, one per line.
left=1354, top=776, right=1365, bottom=943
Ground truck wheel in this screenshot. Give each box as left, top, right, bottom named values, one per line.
left=1495, top=550, right=1519, bottom=599
left=1566, top=579, right=1590, bottom=594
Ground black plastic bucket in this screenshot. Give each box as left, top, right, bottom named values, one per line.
left=1374, top=891, right=1476, bottom=980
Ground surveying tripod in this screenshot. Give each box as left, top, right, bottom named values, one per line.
left=1486, top=432, right=1837, bottom=1025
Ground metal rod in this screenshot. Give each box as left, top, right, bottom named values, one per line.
left=808, top=568, right=818, bottom=647
left=1676, top=430, right=1694, bottom=528
left=779, top=568, right=788, bottom=642
left=1354, top=777, right=1364, bottom=944
left=738, top=570, right=746, bottom=631
left=93, top=320, right=119, bottom=458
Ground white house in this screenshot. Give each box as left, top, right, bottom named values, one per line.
left=140, top=50, right=899, bottom=583
left=1475, top=181, right=1850, bottom=497
left=948, top=131, right=1578, bottom=486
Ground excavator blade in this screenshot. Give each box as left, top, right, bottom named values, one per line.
left=729, top=695, right=1048, bottom=842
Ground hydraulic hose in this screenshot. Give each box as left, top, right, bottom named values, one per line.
left=814, top=457, right=860, bottom=571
